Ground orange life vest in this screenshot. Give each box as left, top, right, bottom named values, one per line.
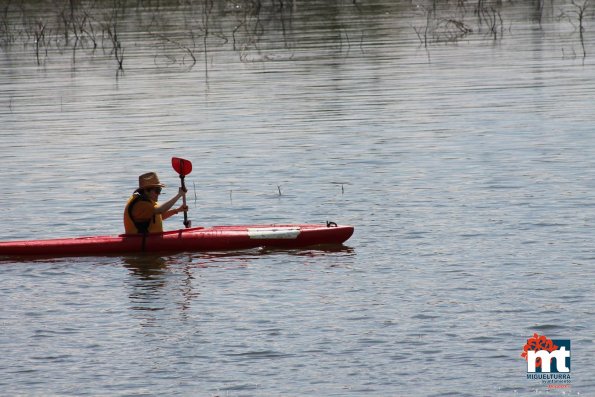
left=123, top=194, right=163, bottom=234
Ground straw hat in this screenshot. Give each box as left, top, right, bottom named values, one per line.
left=136, top=172, right=166, bottom=192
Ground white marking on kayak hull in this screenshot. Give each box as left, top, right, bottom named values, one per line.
left=247, top=228, right=301, bottom=240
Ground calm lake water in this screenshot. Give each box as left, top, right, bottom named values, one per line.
left=1, top=1, right=594, bottom=395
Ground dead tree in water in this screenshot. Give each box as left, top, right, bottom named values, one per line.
left=105, top=23, right=124, bottom=71
left=560, top=0, right=591, bottom=60
left=33, top=19, right=47, bottom=65
left=102, top=1, right=125, bottom=73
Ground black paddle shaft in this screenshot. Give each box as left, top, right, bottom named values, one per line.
left=179, top=173, right=191, bottom=228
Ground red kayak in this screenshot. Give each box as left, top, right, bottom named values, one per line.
left=0, top=223, right=354, bottom=257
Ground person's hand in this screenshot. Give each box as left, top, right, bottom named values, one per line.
left=178, top=187, right=187, bottom=196
left=177, top=205, right=189, bottom=213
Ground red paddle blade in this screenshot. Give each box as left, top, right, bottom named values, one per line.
left=172, top=157, right=193, bottom=176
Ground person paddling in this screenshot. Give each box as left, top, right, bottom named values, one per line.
left=123, top=172, right=188, bottom=234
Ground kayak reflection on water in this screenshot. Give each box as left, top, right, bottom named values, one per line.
left=123, top=254, right=199, bottom=324
left=123, top=255, right=168, bottom=280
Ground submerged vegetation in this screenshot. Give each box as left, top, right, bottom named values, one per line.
left=0, top=0, right=592, bottom=72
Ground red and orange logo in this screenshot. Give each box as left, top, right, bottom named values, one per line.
left=521, top=333, right=558, bottom=369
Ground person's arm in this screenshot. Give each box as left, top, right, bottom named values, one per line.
left=162, top=204, right=189, bottom=220
left=155, top=187, right=186, bottom=215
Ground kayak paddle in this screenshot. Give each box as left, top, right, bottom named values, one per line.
left=172, top=157, right=193, bottom=228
